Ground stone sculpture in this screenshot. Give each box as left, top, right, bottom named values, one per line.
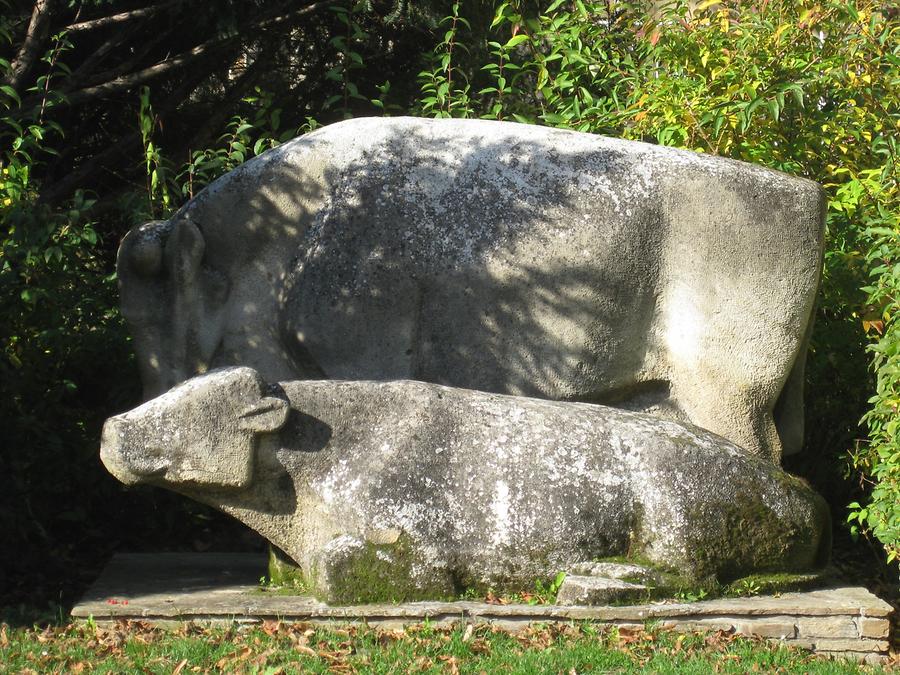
left=101, top=367, right=830, bottom=604
left=116, top=117, right=824, bottom=463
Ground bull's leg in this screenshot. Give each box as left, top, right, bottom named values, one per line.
left=675, top=384, right=784, bottom=463
left=773, top=305, right=816, bottom=458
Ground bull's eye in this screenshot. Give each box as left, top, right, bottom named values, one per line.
left=130, top=238, right=163, bottom=277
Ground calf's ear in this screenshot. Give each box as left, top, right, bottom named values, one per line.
left=239, top=397, right=290, bottom=434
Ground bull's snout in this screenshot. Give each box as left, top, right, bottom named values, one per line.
left=100, top=415, right=170, bottom=485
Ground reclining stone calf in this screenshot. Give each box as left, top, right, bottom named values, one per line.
left=101, top=367, right=829, bottom=604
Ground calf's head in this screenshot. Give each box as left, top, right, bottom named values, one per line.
left=101, top=367, right=288, bottom=490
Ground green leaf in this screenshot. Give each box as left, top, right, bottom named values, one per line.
left=0, top=84, right=21, bottom=105
left=490, top=3, right=509, bottom=28
left=544, top=0, right=566, bottom=13
left=504, top=34, right=530, bottom=49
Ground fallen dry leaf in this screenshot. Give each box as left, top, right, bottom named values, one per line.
left=172, top=657, right=188, bottom=675
left=469, top=638, right=491, bottom=655
left=484, top=591, right=508, bottom=605
left=377, top=629, right=405, bottom=645
left=251, top=647, right=275, bottom=667
left=262, top=620, right=281, bottom=636
left=438, top=654, right=460, bottom=674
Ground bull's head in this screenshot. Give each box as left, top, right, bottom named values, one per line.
left=100, top=367, right=289, bottom=490
left=117, top=217, right=230, bottom=399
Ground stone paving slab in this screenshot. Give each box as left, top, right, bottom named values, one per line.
left=72, top=553, right=894, bottom=664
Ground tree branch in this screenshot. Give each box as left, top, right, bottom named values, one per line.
left=37, top=56, right=220, bottom=206
left=257, top=0, right=332, bottom=28
left=73, top=25, right=175, bottom=89
left=64, top=0, right=183, bottom=34
left=13, top=0, right=332, bottom=114
left=5, top=0, right=56, bottom=91
left=68, top=25, right=138, bottom=84
left=61, top=36, right=233, bottom=107
left=185, top=48, right=276, bottom=151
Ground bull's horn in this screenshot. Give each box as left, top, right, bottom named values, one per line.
left=167, top=217, right=205, bottom=284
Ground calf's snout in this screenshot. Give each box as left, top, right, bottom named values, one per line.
left=100, top=415, right=170, bottom=485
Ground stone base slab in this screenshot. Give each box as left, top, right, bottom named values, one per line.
left=72, top=553, right=894, bottom=664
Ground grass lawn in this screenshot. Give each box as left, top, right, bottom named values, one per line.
left=1, top=619, right=890, bottom=674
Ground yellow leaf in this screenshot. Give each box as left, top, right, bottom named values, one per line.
left=862, top=74, right=872, bottom=83
left=863, top=320, right=884, bottom=335
left=696, top=0, right=720, bottom=11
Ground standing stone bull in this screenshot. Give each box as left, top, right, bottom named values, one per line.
left=101, top=367, right=830, bottom=603
left=117, top=117, right=824, bottom=462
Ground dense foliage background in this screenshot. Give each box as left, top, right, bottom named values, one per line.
left=1, top=0, right=897, bottom=612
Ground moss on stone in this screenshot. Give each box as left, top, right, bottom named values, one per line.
left=266, top=545, right=310, bottom=591
left=723, top=571, right=827, bottom=597
left=592, top=554, right=655, bottom=567
left=317, top=535, right=454, bottom=605
left=684, top=489, right=821, bottom=583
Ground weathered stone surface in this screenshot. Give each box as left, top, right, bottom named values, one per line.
left=117, top=117, right=824, bottom=461
left=822, top=653, right=889, bottom=666
left=858, top=616, right=890, bottom=639
left=664, top=619, right=737, bottom=633
left=734, top=618, right=797, bottom=639
left=556, top=575, right=647, bottom=606
left=793, top=639, right=890, bottom=653
left=102, top=367, right=830, bottom=602
left=797, top=616, right=860, bottom=639
left=567, top=562, right=659, bottom=584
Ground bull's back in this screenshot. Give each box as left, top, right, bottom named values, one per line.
left=273, top=118, right=822, bottom=406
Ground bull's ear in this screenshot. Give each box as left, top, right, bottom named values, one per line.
left=168, top=217, right=205, bottom=284
left=239, top=397, right=290, bottom=434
